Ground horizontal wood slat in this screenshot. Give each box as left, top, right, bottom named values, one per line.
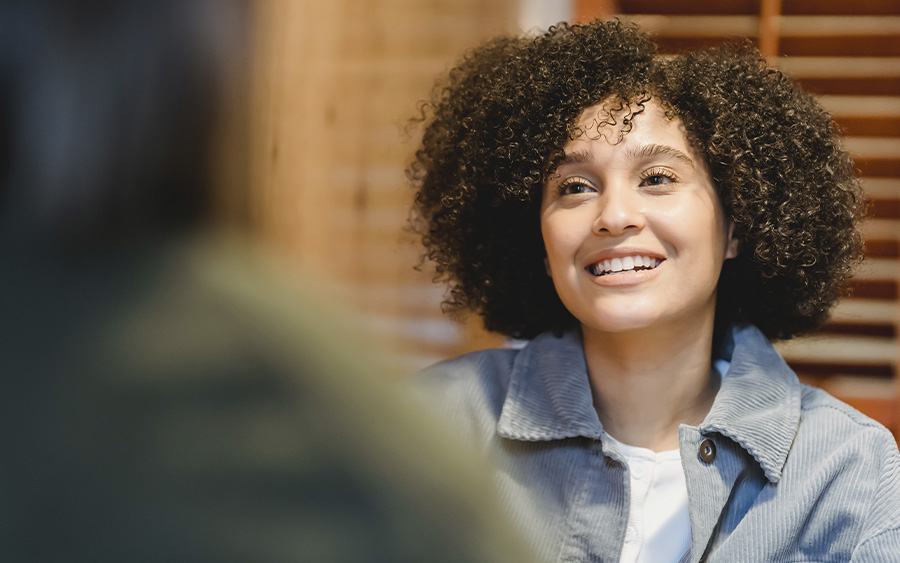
left=845, top=137, right=900, bottom=159
left=849, top=280, right=899, bottom=299
left=823, top=323, right=896, bottom=337
left=856, top=159, right=900, bottom=178
left=866, top=240, right=900, bottom=258
left=625, top=14, right=900, bottom=39
left=832, top=298, right=900, bottom=323
left=777, top=334, right=896, bottom=367
left=778, top=57, right=900, bottom=78
left=862, top=219, right=900, bottom=240
left=647, top=36, right=900, bottom=57
left=798, top=78, right=900, bottom=96
left=870, top=199, right=900, bottom=219
left=617, top=0, right=764, bottom=15
left=781, top=0, right=900, bottom=15
left=780, top=36, right=900, bottom=57
left=862, top=178, right=900, bottom=197
left=837, top=117, right=900, bottom=138
left=618, top=0, right=900, bottom=16
left=789, top=362, right=894, bottom=377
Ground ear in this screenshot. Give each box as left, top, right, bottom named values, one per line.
left=725, top=222, right=740, bottom=259
left=543, top=256, right=552, bottom=277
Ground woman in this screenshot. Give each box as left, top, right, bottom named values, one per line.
left=409, top=20, right=900, bottom=562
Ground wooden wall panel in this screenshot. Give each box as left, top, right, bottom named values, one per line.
left=248, top=0, right=515, bottom=374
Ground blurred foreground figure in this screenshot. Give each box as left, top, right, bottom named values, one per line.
left=0, top=1, right=532, bottom=561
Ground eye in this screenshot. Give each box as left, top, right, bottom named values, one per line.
left=639, top=168, right=676, bottom=188
left=557, top=177, right=596, bottom=196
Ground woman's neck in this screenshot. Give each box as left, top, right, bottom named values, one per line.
left=581, top=318, right=721, bottom=452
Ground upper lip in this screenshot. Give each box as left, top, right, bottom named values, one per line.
left=583, top=247, right=666, bottom=267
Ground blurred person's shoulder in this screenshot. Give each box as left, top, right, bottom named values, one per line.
left=0, top=234, right=537, bottom=563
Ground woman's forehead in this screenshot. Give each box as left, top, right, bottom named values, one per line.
left=565, top=99, right=694, bottom=159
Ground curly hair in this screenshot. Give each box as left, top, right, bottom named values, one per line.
left=408, top=19, right=865, bottom=342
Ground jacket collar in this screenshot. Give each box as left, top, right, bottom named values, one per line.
left=699, top=325, right=800, bottom=483
left=496, top=325, right=800, bottom=483
left=497, top=331, right=605, bottom=442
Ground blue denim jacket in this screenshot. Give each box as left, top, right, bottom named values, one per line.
left=415, top=325, right=900, bottom=562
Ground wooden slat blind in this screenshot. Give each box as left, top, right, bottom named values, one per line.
left=248, top=0, right=515, bottom=375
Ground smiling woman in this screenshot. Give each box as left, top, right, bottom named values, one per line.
left=540, top=100, right=740, bottom=455
left=408, top=19, right=900, bottom=563
left=541, top=100, right=738, bottom=346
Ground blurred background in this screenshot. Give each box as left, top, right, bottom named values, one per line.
left=243, top=0, right=899, bottom=438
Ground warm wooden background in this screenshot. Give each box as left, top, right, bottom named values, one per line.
left=247, top=0, right=516, bottom=371
left=246, top=0, right=898, bottom=437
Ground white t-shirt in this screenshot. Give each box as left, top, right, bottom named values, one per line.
left=606, top=435, right=690, bottom=563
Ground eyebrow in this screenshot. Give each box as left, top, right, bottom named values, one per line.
left=626, top=144, right=695, bottom=168
left=556, top=149, right=595, bottom=167
left=557, top=143, right=696, bottom=169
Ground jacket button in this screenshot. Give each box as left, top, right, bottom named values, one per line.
left=699, top=438, right=717, bottom=463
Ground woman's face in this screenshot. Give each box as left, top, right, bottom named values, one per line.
left=540, top=99, right=738, bottom=337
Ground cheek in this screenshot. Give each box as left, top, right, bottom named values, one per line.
left=539, top=213, right=557, bottom=257
left=653, top=197, right=723, bottom=247
left=541, top=217, right=579, bottom=267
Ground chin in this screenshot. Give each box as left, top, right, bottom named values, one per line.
left=579, top=315, right=663, bottom=335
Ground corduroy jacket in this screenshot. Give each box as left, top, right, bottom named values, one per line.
left=414, top=325, right=900, bottom=562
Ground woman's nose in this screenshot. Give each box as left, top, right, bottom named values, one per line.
left=592, top=186, right=645, bottom=236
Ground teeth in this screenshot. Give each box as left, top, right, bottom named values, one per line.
left=587, top=255, right=661, bottom=277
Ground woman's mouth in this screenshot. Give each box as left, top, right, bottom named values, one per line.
left=586, top=255, right=663, bottom=277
